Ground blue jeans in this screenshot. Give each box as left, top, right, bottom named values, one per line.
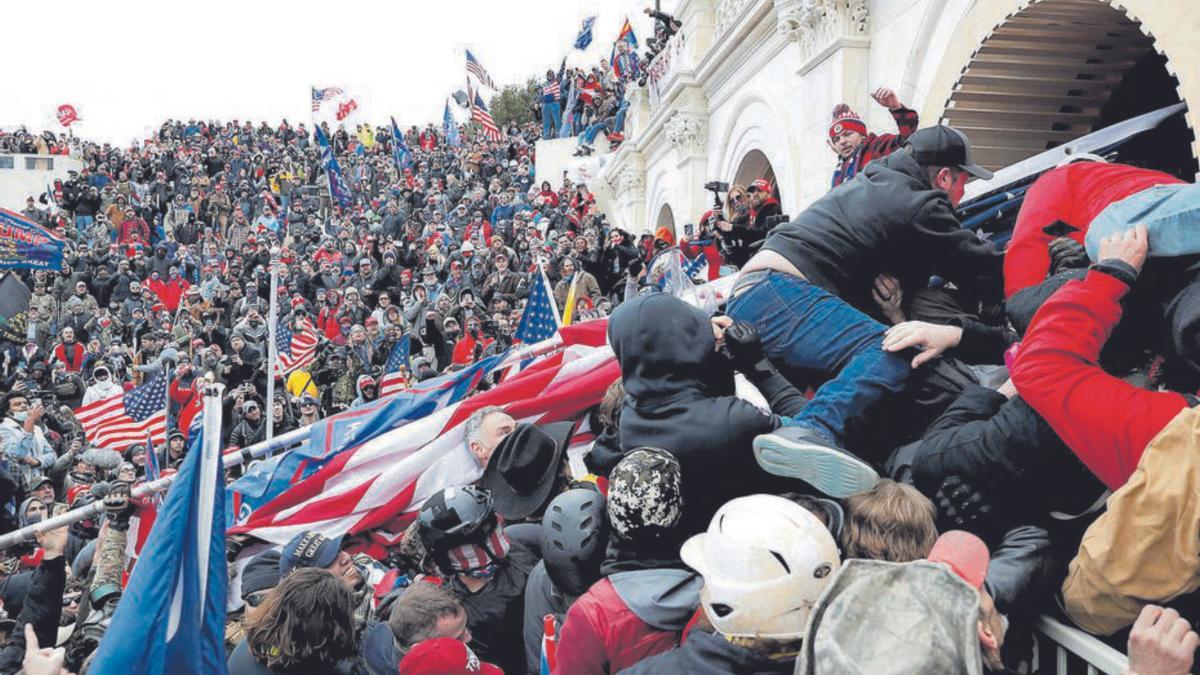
left=1085, top=183, right=1200, bottom=259
left=542, top=102, right=561, bottom=140
left=727, top=271, right=910, bottom=444
left=613, top=100, right=630, bottom=134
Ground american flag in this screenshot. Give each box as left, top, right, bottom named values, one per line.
left=379, top=335, right=412, bottom=397
left=465, top=49, right=495, bottom=90
left=543, top=81, right=561, bottom=98
left=515, top=266, right=561, bottom=344
left=470, top=90, right=503, bottom=141
left=229, top=335, right=617, bottom=546
left=74, top=371, right=168, bottom=451
left=274, top=318, right=320, bottom=375
left=311, top=86, right=343, bottom=113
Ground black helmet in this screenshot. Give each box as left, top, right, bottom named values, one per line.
left=417, top=486, right=496, bottom=571
left=540, top=487, right=608, bottom=597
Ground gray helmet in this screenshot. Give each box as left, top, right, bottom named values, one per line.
left=540, top=487, right=608, bottom=597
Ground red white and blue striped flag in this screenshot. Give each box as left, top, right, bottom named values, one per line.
left=470, top=90, right=503, bottom=141
left=465, top=49, right=496, bottom=90
left=274, top=318, right=320, bottom=376
left=229, top=323, right=614, bottom=546
left=74, top=371, right=168, bottom=451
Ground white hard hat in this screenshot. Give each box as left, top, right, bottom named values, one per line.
left=681, top=494, right=841, bottom=639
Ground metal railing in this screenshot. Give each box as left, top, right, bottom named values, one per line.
left=1034, top=615, right=1128, bottom=675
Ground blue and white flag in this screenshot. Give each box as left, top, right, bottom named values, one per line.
left=390, top=117, right=413, bottom=171
left=574, top=16, right=596, bottom=50
left=0, top=208, right=64, bottom=270
left=516, top=265, right=561, bottom=344
left=315, top=126, right=353, bottom=208
left=89, top=410, right=227, bottom=675
left=444, top=102, right=462, bottom=148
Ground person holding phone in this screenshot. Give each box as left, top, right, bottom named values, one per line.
left=0, top=393, right=56, bottom=492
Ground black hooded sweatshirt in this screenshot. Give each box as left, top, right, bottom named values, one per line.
left=607, top=293, right=790, bottom=533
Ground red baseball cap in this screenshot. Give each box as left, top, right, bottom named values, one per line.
left=747, top=178, right=772, bottom=193
left=927, top=530, right=990, bottom=590
left=399, top=638, right=502, bottom=675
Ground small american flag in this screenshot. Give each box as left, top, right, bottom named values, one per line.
left=274, top=318, right=320, bottom=375
left=543, top=81, right=561, bottom=98
left=515, top=266, right=561, bottom=344
left=465, top=49, right=496, bottom=90
left=470, top=91, right=503, bottom=141
left=379, top=335, right=412, bottom=397
left=311, top=86, right=343, bottom=113
left=74, top=371, right=168, bottom=451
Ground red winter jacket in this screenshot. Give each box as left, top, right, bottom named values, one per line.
left=553, top=578, right=681, bottom=675
left=1011, top=268, right=1188, bottom=490
left=1003, top=163, right=1182, bottom=298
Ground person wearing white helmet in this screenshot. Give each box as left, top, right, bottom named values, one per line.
left=621, top=494, right=841, bottom=674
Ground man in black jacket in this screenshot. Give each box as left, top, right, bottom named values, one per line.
left=733, top=126, right=1003, bottom=497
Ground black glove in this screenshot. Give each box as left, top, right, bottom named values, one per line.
left=723, top=321, right=766, bottom=374
left=103, top=481, right=136, bottom=531
left=1048, top=236, right=1089, bottom=276
left=934, top=475, right=996, bottom=540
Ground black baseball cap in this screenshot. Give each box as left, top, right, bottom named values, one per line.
left=905, top=125, right=993, bottom=180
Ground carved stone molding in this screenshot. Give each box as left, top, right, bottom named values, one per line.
left=664, top=112, right=709, bottom=155
left=776, top=0, right=869, bottom=61
left=615, top=166, right=647, bottom=199
left=716, top=0, right=755, bottom=37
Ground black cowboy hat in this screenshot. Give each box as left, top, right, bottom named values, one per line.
left=481, top=421, right=574, bottom=521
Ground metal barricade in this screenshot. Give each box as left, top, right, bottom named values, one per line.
left=1033, top=615, right=1128, bottom=675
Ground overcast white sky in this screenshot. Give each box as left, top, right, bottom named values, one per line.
left=2, top=0, right=674, bottom=145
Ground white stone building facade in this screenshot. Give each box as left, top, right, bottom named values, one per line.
left=595, top=0, right=1200, bottom=237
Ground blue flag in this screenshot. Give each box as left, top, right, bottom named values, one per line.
left=0, top=208, right=65, bottom=270
left=390, top=117, right=413, bottom=171
left=315, top=126, right=353, bottom=208
left=227, top=353, right=506, bottom=526
left=574, top=16, right=596, bottom=50
left=444, top=102, right=461, bottom=148
left=516, top=267, right=561, bottom=344
left=89, top=420, right=227, bottom=675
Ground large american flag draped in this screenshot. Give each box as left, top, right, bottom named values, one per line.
left=274, top=318, right=320, bottom=376
left=311, top=86, right=343, bottom=113
left=516, top=266, right=561, bottom=344
left=75, top=371, right=168, bottom=451
left=470, top=90, right=503, bottom=141
left=379, top=335, right=412, bottom=397
left=229, top=322, right=613, bottom=545
left=465, top=49, right=496, bottom=90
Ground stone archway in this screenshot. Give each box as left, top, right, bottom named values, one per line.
left=732, top=149, right=780, bottom=201
left=927, top=0, right=1197, bottom=178
left=655, top=204, right=676, bottom=239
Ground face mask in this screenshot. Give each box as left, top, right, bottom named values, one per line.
left=12, top=412, right=28, bottom=423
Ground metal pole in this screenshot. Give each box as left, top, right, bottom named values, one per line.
left=0, top=330, right=583, bottom=549
left=265, top=247, right=280, bottom=441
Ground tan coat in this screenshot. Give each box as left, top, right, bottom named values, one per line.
left=1063, top=405, right=1200, bottom=635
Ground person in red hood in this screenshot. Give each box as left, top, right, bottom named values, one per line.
left=452, top=316, right=494, bottom=365
left=148, top=266, right=191, bottom=312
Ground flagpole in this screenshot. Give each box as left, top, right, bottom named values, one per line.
left=266, top=247, right=280, bottom=441
left=159, top=347, right=178, bottom=469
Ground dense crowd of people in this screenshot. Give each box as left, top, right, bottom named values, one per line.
left=3, top=11, right=1200, bottom=672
